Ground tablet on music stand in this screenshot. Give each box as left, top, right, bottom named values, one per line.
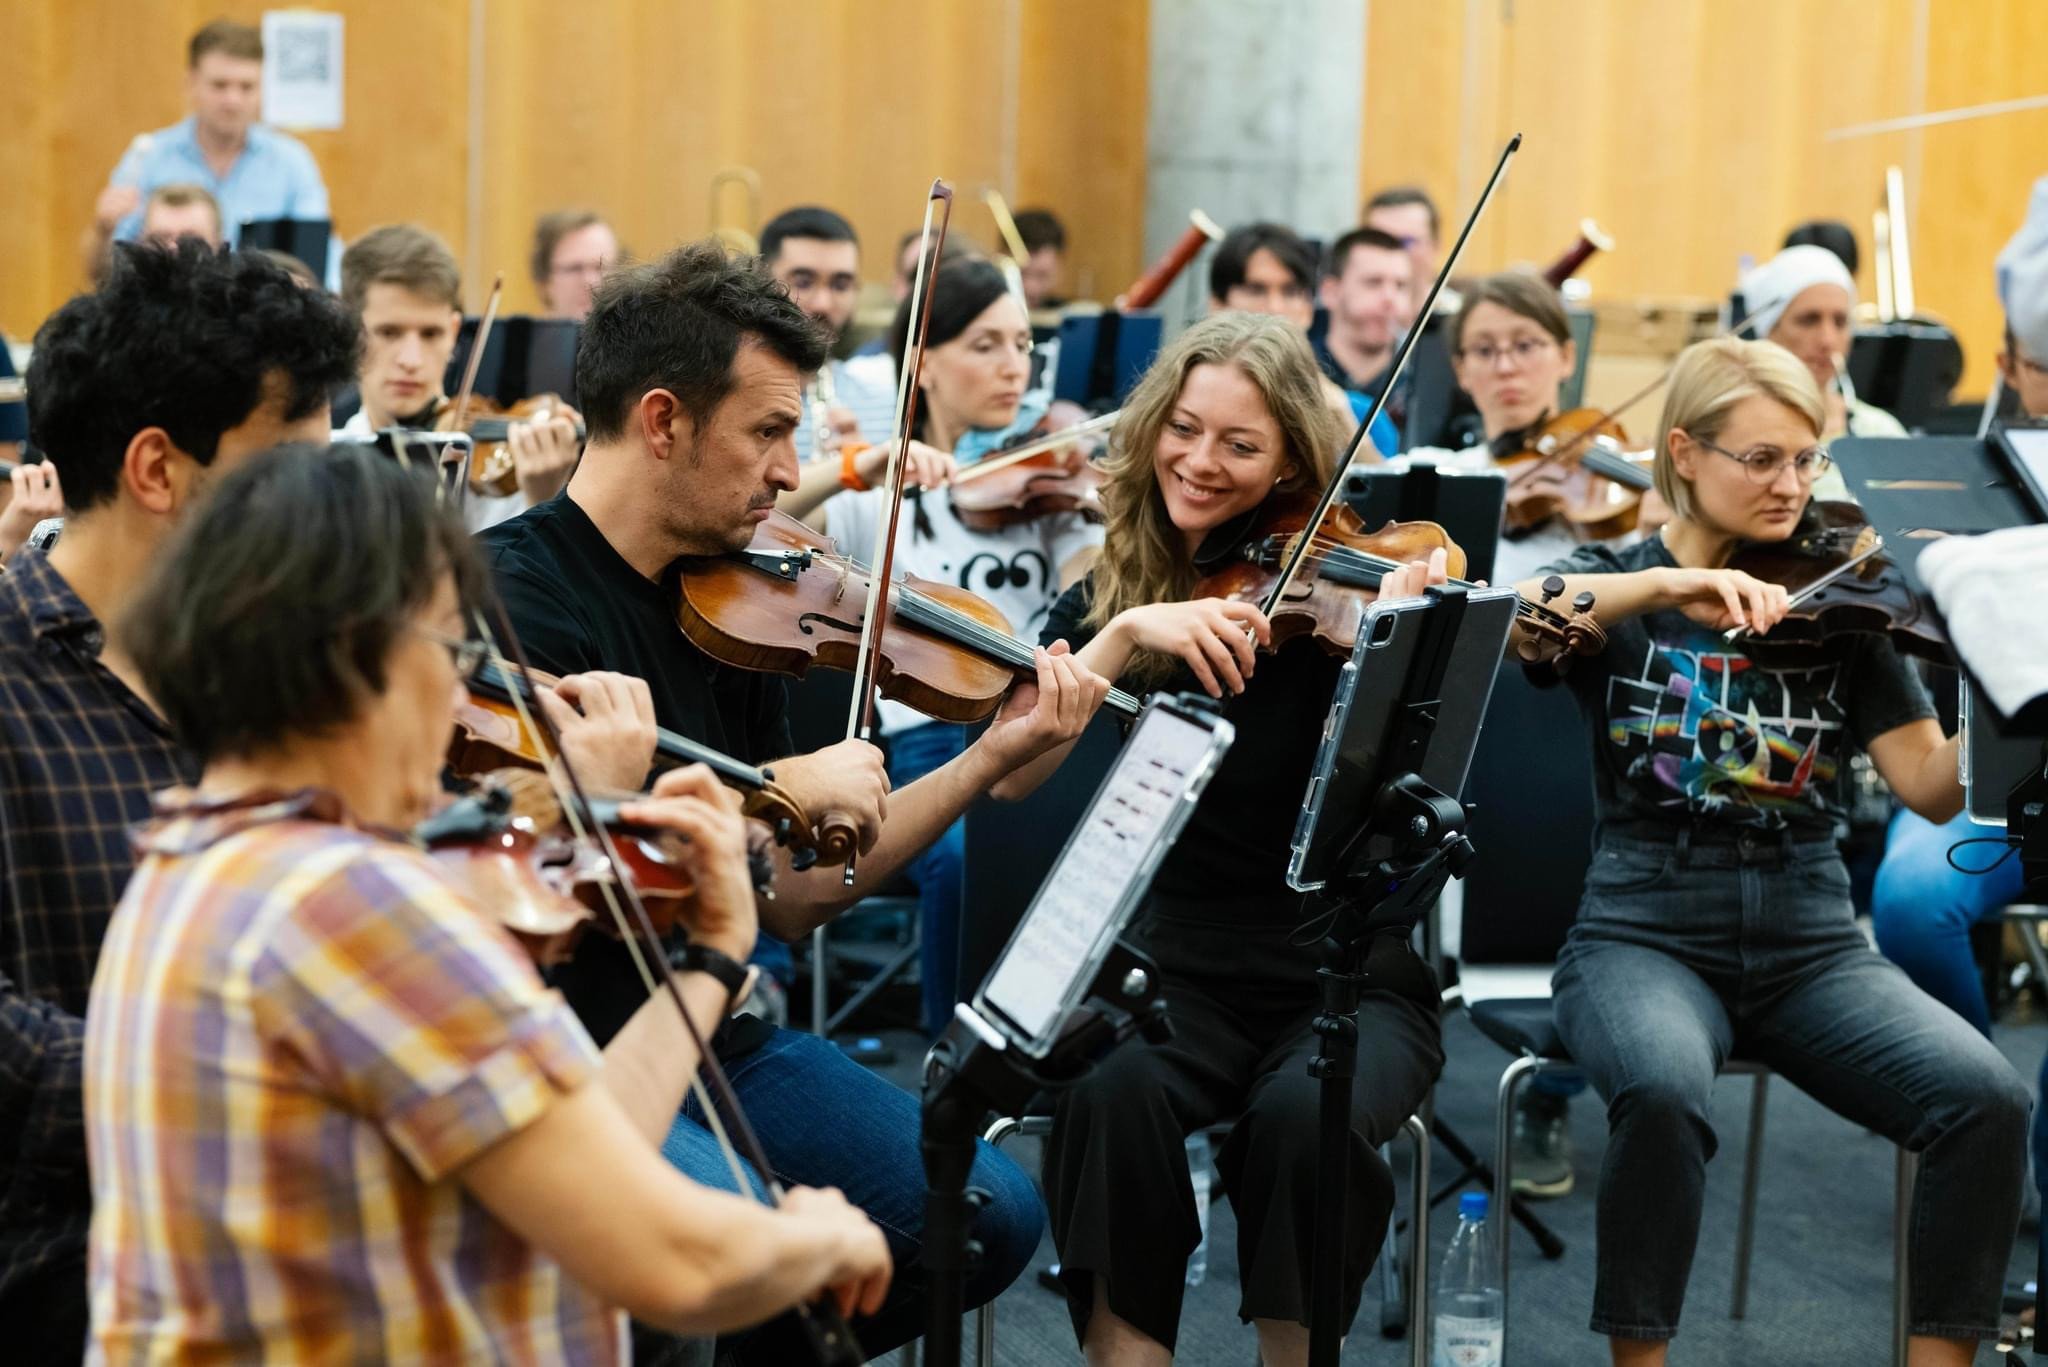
left=237, top=217, right=331, bottom=281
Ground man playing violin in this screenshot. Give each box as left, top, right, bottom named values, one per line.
left=337, top=224, right=582, bottom=532
left=1514, top=336, right=2027, bottom=1367
left=88, top=443, right=893, bottom=1362
left=480, top=238, right=1109, bottom=1361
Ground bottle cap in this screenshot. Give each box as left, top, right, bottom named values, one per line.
left=1460, top=1190, right=1489, bottom=1221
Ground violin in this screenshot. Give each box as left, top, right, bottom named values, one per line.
left=1723, top=499, right=1948, bottom=665
left=433, top=392, right=585, bottom=497
left=947, top=409, right=1118, bottom=531
left=676, top=509, right=1147, bottom=724
left=1193, top=489, right=1609, bottom=670
left=1498, top=408, right=1670, bottom=542
left=448, top=657, right=858, bottom=869
left=417, top=767, right=775, bottom=968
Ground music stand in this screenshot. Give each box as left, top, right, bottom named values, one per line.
left=1848, top=321, right=1964, bottom=430
left=237, top=216, right=331, bottom=280
left=920, top=693, right=1235, bottom=1367
left=444, top=315, right=583, bottom=407
left=1343, top=462, right=1507, bottom=587
left=1286, top=585, right=1518, bottom=1367
left=1051, top=309, right=1164, bottom=408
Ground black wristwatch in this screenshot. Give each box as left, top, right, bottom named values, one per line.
left=670, top=941, right=750, bottom=1010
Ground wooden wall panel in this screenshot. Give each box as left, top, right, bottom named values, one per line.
left=1, top=0, right=2034, bottom=402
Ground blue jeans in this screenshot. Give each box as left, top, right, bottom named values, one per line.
left=1553, top=832, right=2029, bottom=1342
left=1872, top=807, right=2029, bottom=1037
left=660, top=1026, right=1043, bottom=1359
left=885, top=722, right=969, bottom=1036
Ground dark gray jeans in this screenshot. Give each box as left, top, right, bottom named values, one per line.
left=1552, top=830, right=2030, bottom=1342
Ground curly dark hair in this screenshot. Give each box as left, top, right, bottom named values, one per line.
left=575, top=239, right=829, bottom=443
left=123, top=443, right=488, bottom=764
left=26, top=239, right=359, bottom=512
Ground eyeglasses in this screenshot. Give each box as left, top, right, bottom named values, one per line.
left=411, top=625, right=488, bottom=676
left=1692, top=435, right=1834, bottom=484
left=550, top=259, right=609, bottom=279
left=1457, top=337, right=1555, bottom=370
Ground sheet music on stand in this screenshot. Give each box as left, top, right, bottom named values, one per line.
left=973, top=695, right=1232, bottom=1057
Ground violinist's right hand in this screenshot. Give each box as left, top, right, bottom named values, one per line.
left=1110, top=598, right=1273, bottom=697
left=779, top=1184, right=894, bottom=1319
left=541, top=671, right=659, bottom=793
left=624, top=764, right=758, bottom=965
left=855, top=439, right=955, bottom=492
left=767, top=739, right=890, bottom=857
left=1655, top=566, right=1792, bottom=634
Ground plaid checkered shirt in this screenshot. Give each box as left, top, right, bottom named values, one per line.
left=85, top=788, right=623, bottom=1362
left=0, top=546, right=195, bottom=1319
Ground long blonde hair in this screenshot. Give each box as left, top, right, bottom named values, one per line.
left=1084, top=312, right=1341, bottom=680
left=1653, top=337, right=1824, bottom=522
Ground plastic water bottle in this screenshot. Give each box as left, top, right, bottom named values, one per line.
left=1433, top=1190, right=1503, bottom=1367
left=1184, top=1132, right=1211, bottom=1287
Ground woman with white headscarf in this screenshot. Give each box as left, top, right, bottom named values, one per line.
left=1741, top=243, right=1908, bottom=445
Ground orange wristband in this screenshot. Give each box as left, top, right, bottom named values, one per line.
left=840, top=442, right=873, bottom=492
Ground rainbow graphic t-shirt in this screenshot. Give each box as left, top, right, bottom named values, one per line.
left=1545, top=537, right=1934, bottom=838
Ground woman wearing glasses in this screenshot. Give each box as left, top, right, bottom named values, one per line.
left=1397, top=272, right=1594, bottom=579
left=1513, top=336, right=2026, bottom=1367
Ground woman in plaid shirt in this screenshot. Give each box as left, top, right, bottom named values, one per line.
left=85, top=445, right=891, bottom=1362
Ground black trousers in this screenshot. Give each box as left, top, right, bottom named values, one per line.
left=1042, top=905, right=1442, bottom=1352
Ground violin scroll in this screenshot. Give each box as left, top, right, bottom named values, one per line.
left=1514, top=577, right=1607, bottom=674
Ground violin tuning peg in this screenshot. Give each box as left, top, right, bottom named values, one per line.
left=1540, top=575, right=1565, bottom=605
left=1572, top=590, right=1596, bottom=614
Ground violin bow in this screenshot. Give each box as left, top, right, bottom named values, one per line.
left=840, top=178, right=955, bottom=886
left=1259, top=134, right=1522, bottom=617
left=440, top=273, right=506, bottom=510
left=463, top=595, right=867, bottom=1365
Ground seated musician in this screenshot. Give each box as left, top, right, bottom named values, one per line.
left=0, top=240, right=355, bottom=1360
left=1867, top=182, right=2048, bottom=1038
left=87, top=443, right=893, bottom=1360
left=1363, top=184, right=1445, bottom=317
left=138, top=183, right=222, bottom=250
left=478, top=239, right=1107, bottom=1361
left=1011, top=207, right=1069, bottom=310
left=1514, top=336, right=2028, bottom=1367
left=780, top=255, right=1106, bottom=1036
left=759, top=205, right=899, bottom=454
left=336, top=224, right=581, bottom=531
left=1313, top=226, right=1413, bottom=400
left=1209, top=221, right=1398, bottom=456
left=995, top=312, right=1446, bottom=1367
left=1741, top=242, right=1907, bottom=450
left=532, top=208, right=622, bottom=322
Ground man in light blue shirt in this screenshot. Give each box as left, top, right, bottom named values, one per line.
left=85, top=20, right=328, bottom=271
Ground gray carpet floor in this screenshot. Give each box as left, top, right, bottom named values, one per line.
left=855, top=1011, right=2041, bottom=1366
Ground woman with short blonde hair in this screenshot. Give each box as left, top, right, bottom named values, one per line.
left=1508, top=336, right=2026, bottom=1366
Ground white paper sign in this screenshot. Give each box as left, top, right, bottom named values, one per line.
left=261, top=11, right=345, bottom=131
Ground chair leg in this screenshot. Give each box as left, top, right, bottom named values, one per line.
left=810, top=925, right=828, bottom=1034
left=1495, top=1055, right=1539, bottom=1359
left=1405, top=1113, right=1431, bottom=1367
left=1730, top=1071, right=1770, bottom=1320
left=1893, top=1147, right=1917, bottom=1367
left=1379, top=1141, right=1406, bottom=1336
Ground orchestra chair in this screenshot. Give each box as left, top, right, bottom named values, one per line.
left=779, top=670, right=923, bottom=1037
left=957, top=716, right=1431, bottom=1364
left=1453, top=664, right=1914, bottom=1365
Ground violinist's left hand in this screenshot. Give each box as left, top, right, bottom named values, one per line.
left=974, top=642, right=1112, bottom=775
left=508, top=403, right=583, bottom=506
left=0, top=460, right=62, bottom=560
left=1379, top=547, right=1454, bottom=600
left=622, top=764, right=759, bottom=965
left=542, top=671, right=659, bottom=793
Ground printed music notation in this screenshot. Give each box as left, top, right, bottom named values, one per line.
left=981, top=709, right=1218, bottom=1043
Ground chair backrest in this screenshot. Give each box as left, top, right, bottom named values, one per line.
left=957, top=713, right=1124, bottom=999
left=1456, top=661, right=1599, bottom=965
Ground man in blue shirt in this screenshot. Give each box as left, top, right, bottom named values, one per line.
left=83, top=20, right=328, bottom=273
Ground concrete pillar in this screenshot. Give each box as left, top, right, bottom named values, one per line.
left=1143, top=0, right=1367, bottom=323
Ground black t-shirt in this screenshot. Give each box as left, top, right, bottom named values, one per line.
left=1538, top=534, right=1935, bottom=844
left=1040, top=576, right=1343, bottom=919
left=478, top=491, right=788, bottom=1053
